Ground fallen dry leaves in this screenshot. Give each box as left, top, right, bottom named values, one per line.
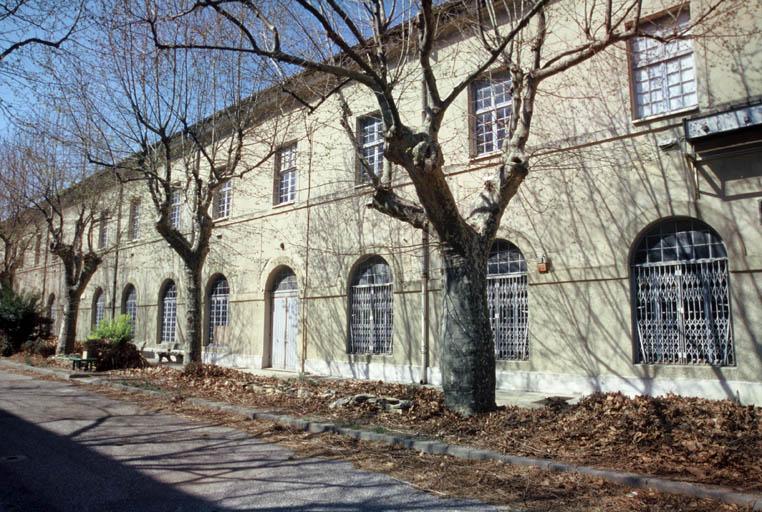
left=103, top=364, right=762, bottom=492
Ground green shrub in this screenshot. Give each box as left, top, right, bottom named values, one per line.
left=0, top=288, right=48, bottom=356
left=87, top=314, right=133, bottom=345
left=95, top=341, right=147, bottom=371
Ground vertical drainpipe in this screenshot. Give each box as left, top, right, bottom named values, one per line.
left=41, top=229, right=49, bottom=301
left=300, top=120, right=314, bottom=375
left=419, top=73, right=431, bottom=384
left=110, top=182, right=124, bottom=319
left=420, top=225, right=430, bottom=384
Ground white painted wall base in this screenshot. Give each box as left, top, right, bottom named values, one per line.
left=202, top=346, right=262, bottom=369
left=304, top=358, right=762, bottom=406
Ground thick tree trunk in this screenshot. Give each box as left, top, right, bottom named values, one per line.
left=184, top=264, right=203, bottom=363
left=56, top=291, right=80, bottom=355
left=440, top=247, right=497, bottom=415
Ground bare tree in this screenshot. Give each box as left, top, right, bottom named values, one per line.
left=0, top=1, right=84, bottom=62
left=145, top=0, right=737, bottom=413
left=0, top=129, right=113, bottom=354
left=0, top=142, right=36, bottom=290
left=59, top=3, right=285, bottom=362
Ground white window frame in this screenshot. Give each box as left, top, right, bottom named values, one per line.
left=160, top=282, right=177, bottom=344
left=472, top=74, right=512, bottom=157
left=97, top=211, right=109, bottom=249
left=348, top=257, right=393, bottom=355
left=275, top=144, right=297, bottom=205
left=629, top=10, right=697, bottom=120
left=123, top=285, right=138, bottom=327
left=207, top=277, right=229, bottom=345
left=357, top=114, right=384, bottom=183
left=213, top=181, right=233, bottom=219
left=93, top=289, right=105, bottom=327
left=169, top=189, right=182, bottom=229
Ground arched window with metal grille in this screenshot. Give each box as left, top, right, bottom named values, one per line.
left=348, top=256, right=393, bottom=355
left=122, top=284, right=138, bottom=327
left=207, top=276, right=229, bottom=345
left=487, top=239, right=529, bottom=360
left=631, top=218, right=734, bottom=366
left=159, top=281, right=177, bottom=344
left=92, top=288, right=105, bottom=328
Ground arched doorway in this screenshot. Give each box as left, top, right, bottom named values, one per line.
left=631, top=218, right=733, bottom=366
left=269, top=268, right=299, bottom=370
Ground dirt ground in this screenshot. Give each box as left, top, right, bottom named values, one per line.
left=100, top=363, right=762, bottom=491
left=6, top=357, right=760, bottom=511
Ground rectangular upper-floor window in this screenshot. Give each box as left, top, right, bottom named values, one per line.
left=213, top=181, right=232, bottom=219
left=630, top=10, right=696, bottom=120
left=471, top=74, right=512, bottom=157
left=169, top=189, right=182, bottom=229
left=357, top=114, right=384, bottom=183
left=128, top=199, right=141, bottom=241
left=274, top=143, right=297, bottom=205
left=97, top=211, right=109, bottom=249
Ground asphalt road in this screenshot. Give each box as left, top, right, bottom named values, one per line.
left=0, top=370, right=495, bottom=512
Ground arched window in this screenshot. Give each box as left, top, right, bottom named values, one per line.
left=159, top=281, right=177, bottom=344
left=122, top=284, right=138, bottom=326
left=632, top=218, right=733, bottom=366
left=348, top=256, right=393, bottom=354
left=487, top=239, right=529, bottom=360
left=272, top=268, right=297, bottom=293
left=92, top=288, right=105, bottom=328
left=207, top=276, right=229, bottom=345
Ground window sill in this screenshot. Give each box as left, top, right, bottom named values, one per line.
left=469, top=151, right=503, bottom=166
left=632, top=105, right=699, bottom=126
left=272, top=201, right=296, bottom=210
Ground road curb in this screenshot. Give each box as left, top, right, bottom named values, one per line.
left=3, top=359, right=761, bottom=510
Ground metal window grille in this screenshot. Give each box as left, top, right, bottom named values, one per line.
left=632, top=219, right=734, bottom=366
left=214, top=181, right=232, bottom=219
left=277, top=145, right=297, bottom=204
left=358, top=115, right=384, bottom=181
left=128, top=200, right=141, bottom=240
left=97, top=212, right=108, bottom=249
left=160, top=283, right=177, bottom=344
left=273, top=269, right=298, bottom=292
left=349, top=258, right=393, bottom=355
left=124, top=286, right=137, bottom=326
left=487, top=240, right=529, bottom=360
left=474, top=75, right=512, bottom=156
left=207, top=277, right=229, bottom=344
left=93, top=291, right=105, bottom=327
left=170, top=190, right=181, bottom=229
left=631, top=11, right=696, bottom=119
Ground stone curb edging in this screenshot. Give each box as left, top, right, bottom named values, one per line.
left=3, top=360, right=761, bottom=511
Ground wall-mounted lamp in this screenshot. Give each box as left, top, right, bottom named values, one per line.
left=537, top=255, right=551, bottom=274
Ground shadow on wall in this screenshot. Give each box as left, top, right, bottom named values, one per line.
left=515, top=89, right=762, bottom=401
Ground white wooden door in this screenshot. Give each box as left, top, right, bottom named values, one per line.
left=271, top=294, right=299, bottom=370
left=285, top=296, right=299, bottom=370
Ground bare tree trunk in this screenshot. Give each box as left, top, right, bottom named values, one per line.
left=440, top=246, right=497, bottom=415
left=56, top=290, right=80, bottom=355
left=184, top=263, right=203, bottom=363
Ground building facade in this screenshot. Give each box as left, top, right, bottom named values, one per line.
left=15, top=1, right=762, bottom=404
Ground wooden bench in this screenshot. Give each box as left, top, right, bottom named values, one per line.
left=157, top=349, right=184, bottom=364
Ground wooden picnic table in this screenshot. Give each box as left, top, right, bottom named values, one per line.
left=69, top=357, right=97, bottom=372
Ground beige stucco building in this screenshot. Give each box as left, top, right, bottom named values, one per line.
left=14, top=1, right=762, bottom=405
